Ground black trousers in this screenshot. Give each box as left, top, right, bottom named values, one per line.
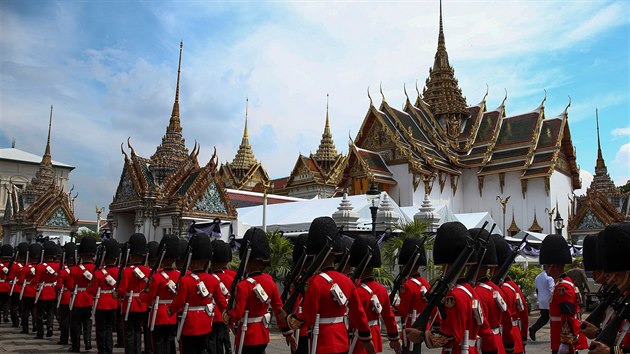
left=70, top=306, right=93, bottom=350
left=21, top=296, right=35, bottom=333
left=402, top=338, right=422, bottom=354
left=209, top=322, right=232, bottom=354
left=58, top=304, right=70, bottom=344
left=292, top=336, right=309, bottom=354
left=115, top=306, right=124, bottom=347
left=36, top=299, right=55, bottom=337
left=124, top=311, right=144, bottom=354
left=10, top=293, right=21, bottom=326
left=181, top=334, right=210, bottom=354
left=530, top=309, right=550, bottom=333
left=96, top=309, right=116, bottom=354
left=152, top=324, right=177, bottom=354
left=241, top=344, right=267, bottom=354
left=143, top=309, right=152, bottom=353
left=0, top=292, right=9, bottom=321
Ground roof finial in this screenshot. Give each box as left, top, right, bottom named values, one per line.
left=439, top=0, right=445, bottom=49
left=367, top=86, right=373, bottom=106
left=127, top=137, right=137, bottom=157
left=542, top=88, right=547, bottom=105
left=502, top=88, right=508, bottom=106
left=596, top=108, right=603, bottom=161
left=326, top=93, right=329, bottom=121
left=170, top=41, right=183, bottom=121
left=120, top=142, right=129, bottom=161
left=403, top=83, right=410, bottom=102
left=565, top=95, right=571, bottom=112
left=379, top=82, right=386, bottom=104
left=42, top=105, right=53, bottom=166
left=415, top=79, right=421, bottom=98
left=244, top=98, right=249, bottom=139
left=482, top=83, right=489, bottom=102
left=348, top=131, right=355, bottom=146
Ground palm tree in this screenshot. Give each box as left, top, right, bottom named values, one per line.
left=265, top=230, right=293, bottom=283
left=380, top=219, right=428, bottom=270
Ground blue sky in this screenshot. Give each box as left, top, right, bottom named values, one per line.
left=1, top=0, right=628, bottom=221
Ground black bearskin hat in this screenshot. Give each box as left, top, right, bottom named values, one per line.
left=128, top=233, right=148, bottom=256
left=178, top=238, right=189, bottom=261
left=306, top=217, right=339, bottom=255
left=160, top=235, right=181, bottom=261
left=211, top=239, right=232, bottom=263
left=147, top=241, right=159, bottom=262
left=1, top=244, right=13, bottom=258
left=29, top=243, right=43, bottom=260
left=434, top=222, right=470, bottom=265
left=78, top=236, right=97, bottom=255
left=240, top=228, right=271, bottom=263
left=64, top=242, right=77, bottom=261
left=398, top=238, right=427, bottom=266
left=598, top=223, right=630, bottom=272
left=43, top=240, right=59, bottom=258
left=468, top=228, right=491, bottom=263
left=582, top=234, right=600, bottom=272
left=539, top=234, right=571, bottom=265
left=334, top=235, right=354, bottom=263
left=480, top=234, right=498, bottom=266
left=17, top=242, right=29, bottom=257
left=349, top=235, right=381, bottom=268
left=190, top=234, right=212, bottom=261
left=492, top=234, right=511, bottom=266
left=292, top=234, right=308, bottom=264
left=103, top=239, right=120, bottom=260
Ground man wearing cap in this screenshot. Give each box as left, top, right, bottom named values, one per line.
left=209, top=239, right=235, bottom=354
left=540, top=234, right=587, bottom=354
left=223, top=228, right=288, bottom=354
left=394, top=238, right=430, bottom=354
left=285, top=216, right=375, bottom=354
left=140, top=235, right=181, bottom=354
left=19, top=242, right=42, bottom=334
left=56, top=242, right=76, bottom=345
left=89, top=239, right=120, bottom=354
left=0, top=244, right=15, bottom=323
left=68, top=236, right=97, bottom=352
left=348, top=235, right=401, bottom=354
left=33, top=240, right=60, bottom=339
left=117, top=233, right=151, bottom=354
left=168, top=234, right=227, bottom=354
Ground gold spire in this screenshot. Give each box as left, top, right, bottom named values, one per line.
left=596, top=108, right=604, bottom=170
left=22, top=106, right=57, bottom=206
left=589, top=109, right=616, bottom=194
left=422, top=0, right=468, bottom=138
left=507, top=208, right=520, bottom=235
left=230, top=98, right=257, bottom=175
left=42, top=105, right=53, bottom=167
left=314, top=94, right=339, bottom=168
left=528, top=208, right=543, bottom=233
left=150, top=41, right=190, bottom=184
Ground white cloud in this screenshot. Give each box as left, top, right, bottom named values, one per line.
left=574, top=169, right=594, bottom=196
left=613, top=143, right=630, bottom=176
left=612, top=127, right=630, bottom=136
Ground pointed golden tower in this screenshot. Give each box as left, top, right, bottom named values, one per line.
left=314, top=94, right=340, bottom=171
left=422, top=0, right=468, bottom=138
left=589, top=109, right=617, bottom=194
left=23, top=106, right=57, bottom=207
left=230, top=99, right=258, bottom=178
left=150, top=41, right=190, bottom=184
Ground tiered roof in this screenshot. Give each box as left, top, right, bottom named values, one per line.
left=22, top=106, right=57, bottom=206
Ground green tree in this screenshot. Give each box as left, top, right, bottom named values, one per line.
left=381, top=219, right=428, bottom=270
left=266, top=230, right=293, bottom=282
left=74, top=229, right=101, bottom=243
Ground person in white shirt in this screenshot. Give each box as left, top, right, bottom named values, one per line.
left=528, top=266, right=555, bottom=341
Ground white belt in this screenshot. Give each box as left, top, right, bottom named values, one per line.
left=319, top=316, right=345, bottom=324
left=77, top=287, right=87, bottom=291
left=247, top=316, right=264, bottom=323
left=100, top=289, right=114, bottom=294
left=125, top=292, right=140, bottom=297
left=42, top=282, right=56, bottom=286
left=158, top=300, right=173, bottom=305
left=444, top=339, right=477, bottom=352
left=491, top=327, right=501, bottom=335
left=368, top=319, right=380, bottom=327
left=188, top=306, right=207, bottom=311
left=550, top=316, right=561, bottom=321
left=512, top=320, right=521, bottom=327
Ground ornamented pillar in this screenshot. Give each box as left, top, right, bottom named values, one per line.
left=414, top=194, right=439, bottom=233
left=332, top=192, right=360, bottom=230
left=376, top=193, right=400, bottom=232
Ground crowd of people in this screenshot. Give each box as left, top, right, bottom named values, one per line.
left=0, top=218, right=628, bottom=354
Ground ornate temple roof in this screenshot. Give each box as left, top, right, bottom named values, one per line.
left=230, top=100, right=258, bottom=175
left=22, top=106, right=57, bottom=207
left=589, top=110, right=617, bottom=194
left=150, top=42, right=190, bottom=184
left=313, top=95, right=341, bottom=167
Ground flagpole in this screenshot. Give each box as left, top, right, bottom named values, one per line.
left=262, top=182, right=270, bottom=232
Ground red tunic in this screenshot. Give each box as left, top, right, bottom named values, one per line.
left=549, top=276, right=588, bottom=351
left=505, top=280, right=529, bottom=341
left=88, top=266, right=120, bottom=310
left=140, top=269, right=180, bottom=326
left=1, top=261, right=21, bottom=293
left=169, top=271, right=227, bottom=336
left=475, top=281, right=514, bottom=354
left=395, top=275, right=430, bottom=330
left=226, top=272, right=285, bottom=347
left=432, top=284, right=483, bottom=354
left=55, top=266, right=72, bottom=305
left=18, top=263, right=38, bottom=298
left=68, top=263, right=96, bottom=308
left=293, top=269, right=371, bottom=354
left=34, top=261, right=59, bottom=301
left=211, top=270, right=234, bottom=323
left=352, top=278, right=399, bottom=354
left=117, top=264, right=151, bottom=314
left=500, top=281, right=525, bottom=353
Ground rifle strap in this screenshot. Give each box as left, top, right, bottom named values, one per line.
left=410, top=278, right=428, bottom=295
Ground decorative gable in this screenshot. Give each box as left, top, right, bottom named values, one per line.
left=193, top=182, right=228, bottom=214
left=115, top=168, right=138, bottom=202
left=44, top=207, right=71, bottom=227
left=577, top=210, right=605, bottom=230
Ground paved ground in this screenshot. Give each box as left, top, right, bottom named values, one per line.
left=0, top=314, right=554, bottom=353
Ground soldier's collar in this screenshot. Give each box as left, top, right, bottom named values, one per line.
left=247, top=271, right=262, bottom=277
left=191, top=269, right=205, bottom=273
left=478, top=276, right=490, bottom=282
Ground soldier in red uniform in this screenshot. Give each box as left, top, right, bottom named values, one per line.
left=588, top=222, right=630, bottom=354
left=394, top=238, right=431, bottom=354
left=9, top=243, right=28, bottom=328
left=492, top=234, right=526, bottom=354
left=143, top=240, right=159, bottom=354
left=406, top=221, right=488, bottom=354
left=140, top=235, right=181, bottom=354
left=348, top=235, right=401, bottom=354
left=0, top=244, right=14, bottom=323
left=209, top=239, right=235, bottom=354
left=68, top=236, right=97, bottom=352
left=286, top=216, right=375, bottom=354
left=471, top=233, right=514, bottom=354
left=89, top=239, right=120, bottom=354
left=19, top=242, right=42, bottom=334
left=117, top=233, right=151, bottom=354
left=286, top=234, right=310, bottom=354
left=56, top=242, right=76, bottom=345
left=540, top=234, right=587, bottom=354
left=223, top=228, right=288, bottom=354
left=33, top=240, right=60, bottom=338
left=168, top=234, right=227, bottom=354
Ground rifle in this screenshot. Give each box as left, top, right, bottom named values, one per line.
left=18, top=249, right=30, bottom=300
left=143, top=245, right=166, bottom=292
left=590, top=291, right=630, bottom=349
left=464, top=223, right=496, bottom=285
left=227, top=238, right=251, bottom=312
left=411, top=221, right=488, bottom=331
left=91, top=246, right=107, bottom=317
left=6, top=249, right=18, bottom=296
left=281, top=245, right=307, bottom=303
left=335, top=247, right=351, bottom=274
left=93, top=244, right=106, bottom=273
left=492, top=235, right=529, bottom=285
left=55, top=250, right=66, bottom=309
left=115, top=244, right=130, bottom=287
left=389, top=244, right=421, bottom=305
left=350, top=244, right=373, bottom=283
left=583, top=283, right=621, bottom=328
left=282, top=235, right=335, bottom=313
